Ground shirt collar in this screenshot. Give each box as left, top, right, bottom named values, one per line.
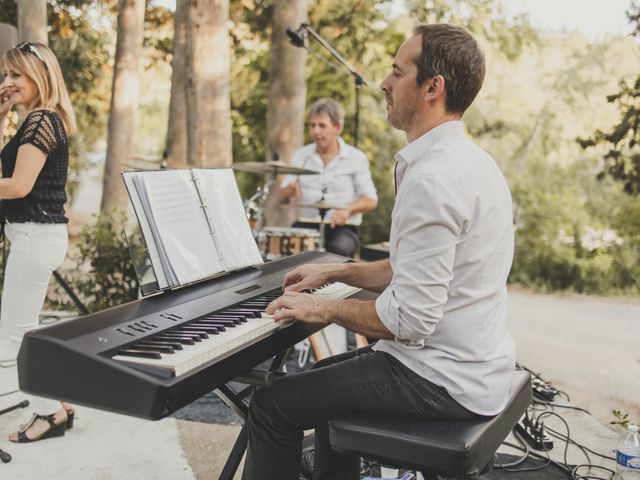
left=394, top=120, right=466, bottom=166
left=313, top=137, right=347, bottom=160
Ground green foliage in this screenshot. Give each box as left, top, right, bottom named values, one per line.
left=578, top=76, right=640, bottom=195
left=578, top=5, right=640, bottom=196
left=405, top=0, right=538, bottom=60
left=53, top=211, right=138, bottom=313
left=0, top=0, right=15, bottom=24
left=0, top=0, right=114, bottom=200
left=611, top=409, right=639, bottom=431
left=144, top=1, right=175, bottom=65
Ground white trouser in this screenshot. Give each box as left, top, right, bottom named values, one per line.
left=0, top=221, right=68, bottom=414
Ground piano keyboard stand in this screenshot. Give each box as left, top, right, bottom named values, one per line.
left=215, top=348, right=291, bottom=480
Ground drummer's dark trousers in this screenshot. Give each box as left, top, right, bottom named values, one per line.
left=293, top=222, right=359, bottom=258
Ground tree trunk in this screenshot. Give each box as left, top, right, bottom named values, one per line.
left=185, top=0, right=232, bottom=167
left=263, top=0, right=308, bottom=227
left=101, top=0, right=146, bottom=213
left=0, top=23, right=18, bottom=56
left=165, top=0, right=188, bottom=166
left=17, top=0, right=47, bottom=44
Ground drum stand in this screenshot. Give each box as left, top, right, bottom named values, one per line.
left=245, top=175, right=275, bottom=234
left=316, top=187, right=330, bottom=252
left=317, top=206, right=329, bottom=252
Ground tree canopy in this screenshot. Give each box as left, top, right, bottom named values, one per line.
left=2, top=0, right=639, bottom=299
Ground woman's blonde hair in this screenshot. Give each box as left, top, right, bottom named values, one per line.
left=1, top=42, right=76, bottom=135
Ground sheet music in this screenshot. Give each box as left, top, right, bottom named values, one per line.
left=122, top=168, right=262, bottom=292
left=194, top=168, right=263, bottom=270
left=123, top=173, right=170, bottom=288
left=140, top=170, right=224, bottom=286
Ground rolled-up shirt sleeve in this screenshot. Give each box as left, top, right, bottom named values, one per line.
left=353, top=154, right=378, bottom=201
left=375, top=173, right=470, bottom=346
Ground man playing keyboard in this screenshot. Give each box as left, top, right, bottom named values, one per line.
left=242, top=23, right=516, bottom=480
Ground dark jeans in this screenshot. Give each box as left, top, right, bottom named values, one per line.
left=293, top=221, right=359, bottom=258
left=241, top=346, right=480, bottom=480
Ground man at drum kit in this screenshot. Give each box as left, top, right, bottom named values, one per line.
left=277, top=98, right=378, bottom=258
left=242, top=24, right=516, bottom=480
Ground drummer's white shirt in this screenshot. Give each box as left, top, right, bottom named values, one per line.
left=281, top=138, right=378, bottom=225
left=373, top=121, right=516, bottom=416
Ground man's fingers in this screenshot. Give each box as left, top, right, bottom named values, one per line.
left=272, top=307, right=294, bottom=322
left=266, top=291, right=300, bottom=313
left=284, top=281, right=308, bottom=293
left=266, top=297, right=285, bottom=314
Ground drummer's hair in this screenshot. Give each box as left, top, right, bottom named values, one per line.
left=307, top=98, right=345, bottom=132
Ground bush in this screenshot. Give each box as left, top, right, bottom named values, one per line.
left=52, top=211, right=139, bottom=313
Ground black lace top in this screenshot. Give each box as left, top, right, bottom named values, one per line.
left=0, top=109, right=69, bottom=224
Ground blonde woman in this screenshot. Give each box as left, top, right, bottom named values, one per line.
left=0, top=42, right=76, bottom=442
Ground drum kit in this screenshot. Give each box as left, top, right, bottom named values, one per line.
left=234, top=161, right=348, bottom=261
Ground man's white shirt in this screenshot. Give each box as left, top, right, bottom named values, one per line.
left=374, top=121, right=516, bottom=415
left=281, top=138, right=377, bottom=225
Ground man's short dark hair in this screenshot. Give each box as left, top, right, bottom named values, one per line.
left=413, top=24, right=485, bottom=115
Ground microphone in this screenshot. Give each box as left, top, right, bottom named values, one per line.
left=285, top=27, right=305, bottom=48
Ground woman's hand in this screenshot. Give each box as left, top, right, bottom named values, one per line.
left=0, top=84, right=15, bottom=118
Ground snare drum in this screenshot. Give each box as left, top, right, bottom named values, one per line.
left=259, top=227, right=320, bottom=260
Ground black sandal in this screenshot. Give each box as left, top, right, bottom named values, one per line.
left=65, top=409, right=75, bottom=429
left=11, top=413, right=66, bottom=443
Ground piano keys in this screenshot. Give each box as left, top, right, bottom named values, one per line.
left=17, top=251, right=376, bottom=420
left=111, top=281, right=360, bottom=378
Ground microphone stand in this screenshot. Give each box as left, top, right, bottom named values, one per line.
left=298, top=23, right=367, bottom=148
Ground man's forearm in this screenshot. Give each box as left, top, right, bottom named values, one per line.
left=346, top=195, right=377, bottom=215
left=330, top=259, right=392, bottom=293
left=328, top=298, right=393, bottom=340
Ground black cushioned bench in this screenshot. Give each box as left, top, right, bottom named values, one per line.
left=328, top=370, right=532, bottom=479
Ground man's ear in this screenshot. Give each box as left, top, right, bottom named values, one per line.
left=424, top=75, right=446, bottom=101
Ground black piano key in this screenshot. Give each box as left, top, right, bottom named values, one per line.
left=176, top=328, right=209, bottom=339
left=195, top=322, right=227, bottom=332
left=183, top=324, right=220, bottom=334
left=116, top=349, right=162, bottom=359
left=162, top=332, right=202, bottom=341
left=154, top=335, right=195, bottom=345
left=140, top=340, right=183, bottom=350
left=238, top=301, right=268, bottom=307
left=223, top=309, right=262, bottom=317
left=202, top=316, right=242, bottom=325
left=135, top=343, right=175, bottom=354
left=216, top=313, right=249, bottom=321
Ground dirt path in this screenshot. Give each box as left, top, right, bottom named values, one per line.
left=507, top=287, right=640, bottom=425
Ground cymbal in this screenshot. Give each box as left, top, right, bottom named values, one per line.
left=233, top=161, right=319, bottom=175
left=295, top=201, right=350, bottom=210
left=121, top=156, right=191, bottom=170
